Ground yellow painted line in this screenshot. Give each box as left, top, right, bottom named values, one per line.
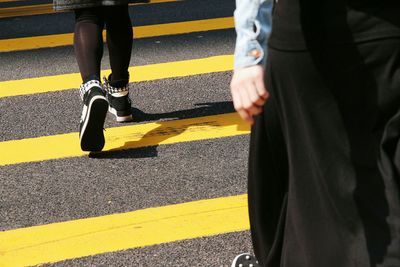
left=0, top=112, right=250, bottom=166
left=0, top=0, right=23, bottom=3
left=0, top=194, right=250, bottom=267
left=0, top=0, right=180, bottom=19
left=0, top=17, right=234, bottom=52
left=0, top=55, right=233, bottom=98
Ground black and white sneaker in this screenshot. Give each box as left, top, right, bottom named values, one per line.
left=231, top=253, right=260, bottom=267
left=79, top=79, right=108, bottom=152
left=103, top=76, right=133, bottom=122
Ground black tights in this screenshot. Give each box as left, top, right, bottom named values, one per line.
left=74, top=5, right=133, bottom=83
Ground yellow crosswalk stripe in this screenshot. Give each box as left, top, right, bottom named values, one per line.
left=0, top=17, right=234, bottom=52
left=0, top=55, right=233, bottom=98
left=0, top=0, right=181, bottom=19
left=0, top=0, right=22, bottom=3
left=0, top=6, right=246, bottom=267
left=0, top=112, right=250, bottom=166
left=0, top=194, right=249, bottom=267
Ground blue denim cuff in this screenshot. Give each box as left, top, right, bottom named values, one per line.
left=234, top=40, right=266, bottom=69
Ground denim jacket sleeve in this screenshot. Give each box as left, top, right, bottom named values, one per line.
left=233, top=0, right=272, bottom=69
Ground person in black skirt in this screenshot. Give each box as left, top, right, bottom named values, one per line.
left=53, top=0, right=135, bottom=152
left=230, top=0, right=400, bottom=266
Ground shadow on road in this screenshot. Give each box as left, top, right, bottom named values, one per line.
left=90, top=101, right=238, bottom=159
left=131, top=101, right=235, bottom=123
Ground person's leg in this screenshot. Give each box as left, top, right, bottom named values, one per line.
left=104, top=5, right=132, bottom=82
left=74, top=8, right=105, bottom=81
left=103, top=5, right=133, bottom=122
left=74, top=8, right=108, bottom=151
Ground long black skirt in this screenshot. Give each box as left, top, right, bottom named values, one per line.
left=249, top=38, right=400, bottom=267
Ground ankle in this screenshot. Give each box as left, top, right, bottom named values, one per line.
left=79, top=79, right=103, bottom=101
left=107, top=73, right=129, bottom=88
left=83, top=74, right=100, bottom=84
left=103, top=74, right=129, bottom=97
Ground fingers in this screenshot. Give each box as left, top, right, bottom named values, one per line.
left=240, top=85, right=262, bottom=115
left=230, top=65, right=269, bottom=124
left=247, top=82, right=266, bottom=108
left=231, top=86, right=254, bottom=124
left=254, top=75, right=269, bottom=100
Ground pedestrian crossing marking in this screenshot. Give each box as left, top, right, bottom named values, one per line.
left=0, top=0, right=180, bottom=19
left=0, top=55, right=233, bottom=98
left=0, top=112, right=250, bottom=166
left=0, top=194, right=249, bottom=267
left=0, top=0, right=23, bottom=3
left=0, top=17, right=234, bottom=52
left=0, top=2, right=249, bottom=265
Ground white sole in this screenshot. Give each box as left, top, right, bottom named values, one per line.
left=109, top=106, right=133, bottom=122
left=80, top=95, right=108, bottom=151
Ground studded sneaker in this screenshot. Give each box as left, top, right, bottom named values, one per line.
left=103, top=75, right=133, bottom=122
left=79, top=79, right=108, bottom=152
left=231, top=253, right=260, bottom=267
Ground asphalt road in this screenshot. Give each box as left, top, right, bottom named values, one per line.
left=0, top=0, right=254, bottom=266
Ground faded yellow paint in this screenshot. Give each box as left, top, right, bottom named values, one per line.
left=0, top=55, right=233, bottom=98
left=0, top=0, right=23, bottom=3
left=0, top=112, right=250, bottom=166
left=0, top=0, right=180, bottom=18
left=0, top=17, right=234, bottom=52
left=0, top=194, right=249, bottom=267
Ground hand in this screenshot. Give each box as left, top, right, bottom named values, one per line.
left=230, top=65, right=269, bottom=124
